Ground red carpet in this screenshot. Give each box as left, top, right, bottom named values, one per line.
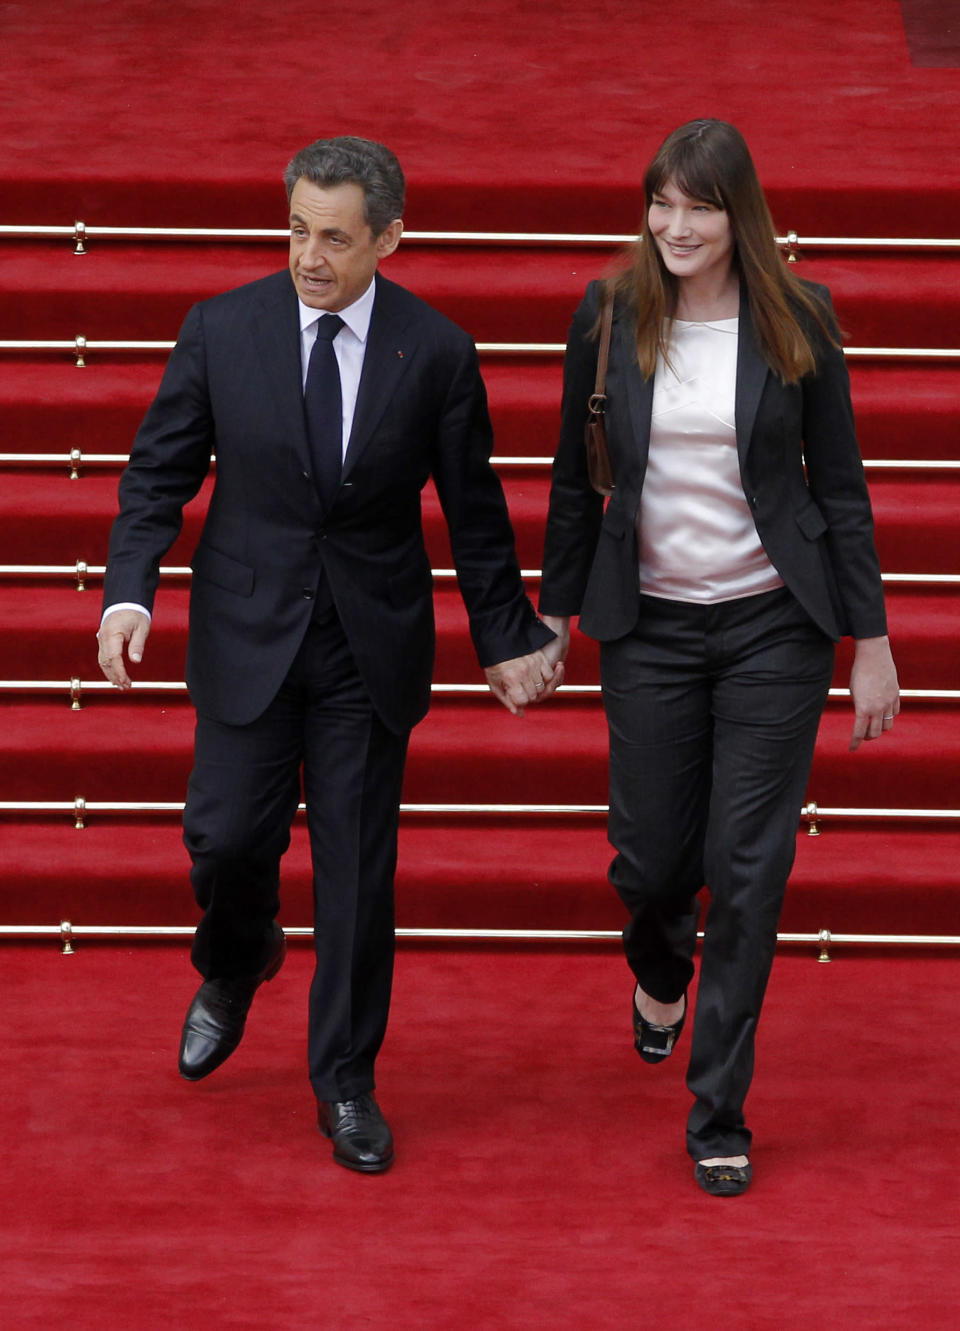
left=3, top=1, right=960, bottom=233
left=3, top=942, right=959, bottom=1329
left=2, top=3, right=960, bottom=1324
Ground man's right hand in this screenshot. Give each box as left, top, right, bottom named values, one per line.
left=97, top=609, right=151, bottom=690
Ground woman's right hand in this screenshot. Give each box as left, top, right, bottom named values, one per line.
left=540, top=614, right=572, bottom=668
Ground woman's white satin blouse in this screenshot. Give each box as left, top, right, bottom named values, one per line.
left=637, top=317, right=784, bottom=603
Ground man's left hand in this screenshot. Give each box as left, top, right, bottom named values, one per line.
left=484, top=642, right=565, bottom=716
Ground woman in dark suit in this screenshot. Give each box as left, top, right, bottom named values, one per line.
left=539, top=119, right=899, bottom=1195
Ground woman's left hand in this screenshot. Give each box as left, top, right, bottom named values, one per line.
left=848, top=635, right=900, bottom=751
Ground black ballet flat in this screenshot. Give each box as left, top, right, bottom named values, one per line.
left=695, top=1161, right=753, bottom=1197
left=632, top=989, right=687, bottom=1064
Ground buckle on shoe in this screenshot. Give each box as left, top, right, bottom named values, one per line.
left=641, top=1024, right=676, bottom=1056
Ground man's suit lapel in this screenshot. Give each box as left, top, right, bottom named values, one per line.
left=735, top=285, right=770, bottom=472
left=342, top=275, right=415, bottom=481
left=250, top=274, right=314, bottom=476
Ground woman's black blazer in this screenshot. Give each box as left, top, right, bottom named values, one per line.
left=540, top=278, right=887, bottom=644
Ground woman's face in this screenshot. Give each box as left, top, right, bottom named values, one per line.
left=647, top=177, right=734, bottom=285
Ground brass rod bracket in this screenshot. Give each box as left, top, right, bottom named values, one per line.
left=802, top=801, right=821, bottom=835
left=817, top=928, right=833, bottom=963
left=70, top=678, right=83, bottom=710
left=75, top=560, right=88, bottom=592
left=69, top=447, right=82, bottom=480
left=74, top=335, right=87, bottom=368
left=73, top=222, right=87, bottom=255
left=60, top=920, right=75, bottom=954
left=74, top=796, right=86, bottom=831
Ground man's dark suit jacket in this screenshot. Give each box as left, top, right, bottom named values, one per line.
left=540, top=279, right=887, bottom=643
left=103, top=270, right=551, bottom=733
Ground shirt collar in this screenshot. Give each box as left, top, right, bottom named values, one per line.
left=297, top=275, right=376, bottom=344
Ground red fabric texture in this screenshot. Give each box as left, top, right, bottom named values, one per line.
left=2, top=692, right=958, bottom=811
left=4, top=468, right=956, bottom=573
left=2, top=818, right=959, bottom=935
left=1, top=5, right=959, bottom=1322
left=4, top=246, right=960, bottom=348
left=4, top=1, right=960, bottom=234
left=3, top=2, right=953, bottom=947
left=4, top=359, right=960, bottom=461
left=3, top=942, right=960, bottom=1329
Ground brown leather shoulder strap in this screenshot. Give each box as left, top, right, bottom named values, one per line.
left=597, top=289, right=614, bottom=388
left=590, top=289, right=614, bottom=411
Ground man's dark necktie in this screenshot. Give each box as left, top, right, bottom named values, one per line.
left=303, top=314, right=345, bottom=510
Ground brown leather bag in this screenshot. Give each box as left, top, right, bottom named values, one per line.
left=584, top=290, right=615, bottom=496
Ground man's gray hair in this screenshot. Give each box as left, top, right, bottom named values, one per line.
left=284, top=136, right=405, bottom=236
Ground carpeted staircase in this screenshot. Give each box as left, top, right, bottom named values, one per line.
left=1, top=221, right=958, bottom=945
left=4, top=7, right=960, bottom=1327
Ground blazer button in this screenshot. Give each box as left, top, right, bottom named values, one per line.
left=302, top=588, right=314, bottom=600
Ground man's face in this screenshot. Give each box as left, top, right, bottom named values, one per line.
left=288, top=178, right=402, bottom=311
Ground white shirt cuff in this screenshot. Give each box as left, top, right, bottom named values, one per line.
left=99, top=603, right=152, bottom=632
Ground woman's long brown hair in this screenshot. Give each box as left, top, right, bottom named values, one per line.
left=609, top=119, right=839, bottom=382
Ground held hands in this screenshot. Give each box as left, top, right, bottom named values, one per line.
left=97, top=609, right=151, bottom=690
left=484, top=627, right=568, bottom=716
left=848, top=635, right=900, bottom=751
left=539, top=614, right=571, bottom=667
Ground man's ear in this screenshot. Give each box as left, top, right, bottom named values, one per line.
left=376, top=219, right=403, bottom=259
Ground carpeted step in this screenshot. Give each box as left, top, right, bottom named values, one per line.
left=0, top=581, right=955, bottom=687
left=0, top=359, right=165, bottom=455
left=1, top=815, right=957, bottom=937
left=0, top=471, right=212, bottom=565
left=4, top=244, right=960, bottom=349
left=3, top=469, right=958, bottom=575
left=0, top=244, right=604, bottom=345
left=422, top=472, right=960, bottom=575
left=4, top=694, right=959, bottom=812
left=3, top=357, right=959, bottom=464
left=847, top=364, right=960, bottom=461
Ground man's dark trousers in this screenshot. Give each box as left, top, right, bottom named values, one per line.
left=184, top=606, right=408, bottom=1103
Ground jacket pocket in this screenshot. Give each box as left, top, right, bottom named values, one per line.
left=794, top=497, right=828, bottom=541
left=191, top=542, right=255, bottom=597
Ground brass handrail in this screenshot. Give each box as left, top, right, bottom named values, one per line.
left=2, top=564, right=958, bottom=587
left=3, top=339, right=960, bottom=362
left=0, top=799, right=956, bottom=819
left=2, top=222, right=960, bottom=252
left=1, top=679, right=958, bottom=701
left=1, top=923, right=958, bottom=953
left=1, top=799, right=606, bottom=816
left=3, top=451, right=959, bottom=473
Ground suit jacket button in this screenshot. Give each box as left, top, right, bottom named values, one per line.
left=303, top=588, right=314, bottom=599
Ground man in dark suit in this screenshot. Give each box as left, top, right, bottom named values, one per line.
left=98, top=136, right=561, bottom=1173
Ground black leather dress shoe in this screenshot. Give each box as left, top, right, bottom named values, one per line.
left=317, top=1094, right=394, bottom=1173
left=178, top=925, right=286, bottom=1081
